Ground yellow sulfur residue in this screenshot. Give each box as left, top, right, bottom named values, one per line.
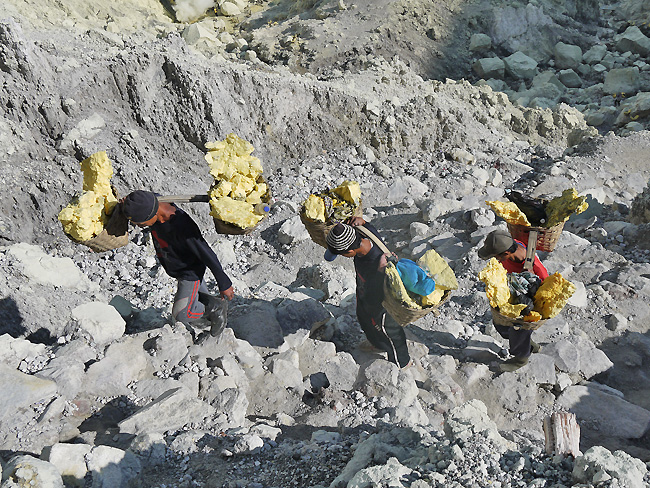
left=58, top=151, right=118, bottom=241
left=486, top=201, right=531, bottom=226
left=545, top=188, right=588, bottom=227
left=205, top=133, right=269, bottom=229
left=210, top=197, right=264, bottom=229
left=304, top=194, right=326, bottom=222
left=331, top=180, right=361, bottom=206
left=533, top=272, right=576, bottom=319
left=385, top=263, right=421, bottom=309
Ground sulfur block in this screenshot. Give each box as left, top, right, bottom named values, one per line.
left=533, top=272, right=576, bottom=319
left=210, top=196, right=264, bottom=229
left=421, top=288, right=445, bottom=307
left=545, top=188, right=588, bottom=227
left=486, top=200, right=530, bottom=226
left=479, top=258, right=511, bottom=309
left=332, top=180, right=361, bottom=206
left=304, top=195, right=326, bottom=222
left=417, top=249, right=458, bottom=291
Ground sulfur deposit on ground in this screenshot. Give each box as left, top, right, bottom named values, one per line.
left=2, top=0, right=650, bottom=487
left=57, top=150, right=118, bottom=241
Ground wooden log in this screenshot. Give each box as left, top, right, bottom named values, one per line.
left=543, top=412, right=581, bottom=457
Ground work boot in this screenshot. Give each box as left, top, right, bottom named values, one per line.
left=499, top=356, right=529, bottom=372
left=530, top=340, right=541, bottom=354
left=207, top=296, right=228, bottom=338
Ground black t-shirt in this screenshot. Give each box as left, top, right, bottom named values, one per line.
left=149, top=207, right=232, bottom=292
left=353, top=223, right=386, bottom=315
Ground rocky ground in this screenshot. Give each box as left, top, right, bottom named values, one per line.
left=1, top=0, right=650, bottom=487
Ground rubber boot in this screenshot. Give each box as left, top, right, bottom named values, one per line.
left=499, top=356, right=529, bottom=372
left=208, top=297, right=228, bottom=337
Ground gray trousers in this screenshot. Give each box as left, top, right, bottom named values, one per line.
left=172, top=279, right=209, bottom=324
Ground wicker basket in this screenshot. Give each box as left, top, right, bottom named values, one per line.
left=78, top=203, right=129, bottom=252
left=300, top=204, right=364, bottom=248
left=383, top=286, right=452, bottom=326
left=507, top=221, right=564, bottom=252
left=212, top=177, right=271, bottom=235
left=491, top=307, right=547, bottom=331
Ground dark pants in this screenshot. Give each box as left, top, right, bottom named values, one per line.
left=494, top=324, right=533, bottom=359
left=172, top=279, right=209, bottom=324
left=358, top=304, right=410, bottom=368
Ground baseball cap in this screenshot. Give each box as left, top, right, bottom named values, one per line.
left=122, top=190, right=159, bottom=224
left=478, top=230, right=515, bottom=260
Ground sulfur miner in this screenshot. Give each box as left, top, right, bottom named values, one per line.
left=58, top=150, right=118, bottom=241
left=204, top=133, right=269, bottom=229
left=478, top=229, right=549, bottom=372
left=121, top=191, right=234, bottom=341
left=323, top=216, right=411, bottom=369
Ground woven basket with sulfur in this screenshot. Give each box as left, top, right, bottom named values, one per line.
left=300, top=203, right=363, bottom=248
left=62, top=186, right=129, bottom=253
left=491, top=306, right=547, bottom=331
left=356, top=226, right=452, bottom=327
left=80, top=203, right=129, bottom=252
left=507, top=222, right=564, bottom=253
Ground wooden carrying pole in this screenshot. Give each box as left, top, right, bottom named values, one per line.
left=157, top=194, right=210, bottom=203
left=523, top=229, right=538, bottom=272
left=543, top=412, right=581, bottom=457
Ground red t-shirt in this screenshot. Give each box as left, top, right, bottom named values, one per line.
left=500, top=240, right=549, bottom=281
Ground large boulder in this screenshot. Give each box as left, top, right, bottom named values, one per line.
left=71, top=302, right=126, bottom=345
left=2, top=455, right=63, bottom=487
left=554, top=42, right=582, bottom=69
left=503, top=51, right=538, bottom=79
left=573, top=446, right=647, bottom=488
left=557, top=384, right=650, bottom=439
left=472, top=58, right=505, bottom=79
left=603, top=67, right=640, bottom=95
left=615, top=26, right=650, bottom=56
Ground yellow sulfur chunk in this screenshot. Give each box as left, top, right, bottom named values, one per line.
left=230, top=174, right=256, bottom=200
left=210, top=181, right=233, bottom=199
left=205, top=133, right=262, bottom=181
left=478, top=258, right=511, bottom=309
left=385, top=263, right=421, bottom=309
left=304, top=195, right=326, bottom=222
left=533, top=272, right=576, bottom=319
left=332, top=180, right=361, bottom=206
left=81, top=150, right=113, bottom=195
left=486, top=201, right=531, bottom=226
left=210, top=196, right=264, bottom=229
left=417, top=249, right=458, bottom=291
left=499, top=302, right=528, bottom=318
left=545, top=188, right=588, bottom=227
left=58, top=151, right=117, bottom=241
left=523, top=311, right=542, bottom=322
left=421, top=288, right=445, bottom=307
